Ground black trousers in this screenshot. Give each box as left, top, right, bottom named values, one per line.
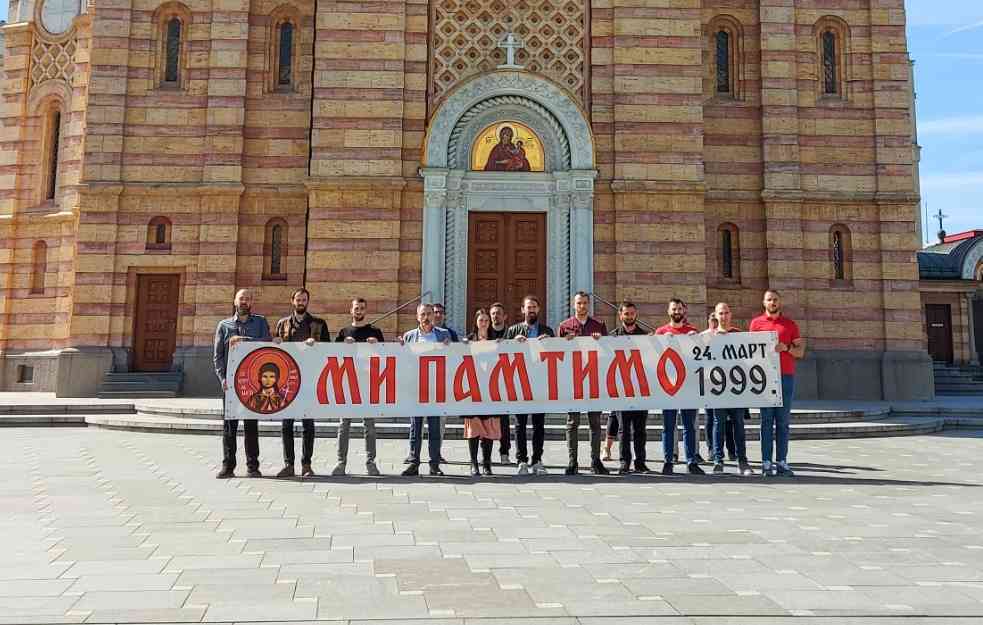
left=618, top=410, right=648, bottom=468
left=223, top=419, right=259, bottom=471
left=281, top=419, right=315, bottom=465
left=498, top=415, right=511, bottom=455
left=514, top=414, right=545, bottom=465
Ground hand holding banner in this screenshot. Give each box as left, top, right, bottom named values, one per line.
left=224, top=333, right=783, bottom=420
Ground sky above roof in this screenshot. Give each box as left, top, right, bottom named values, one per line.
left=0, top=1, right=977, bottom=245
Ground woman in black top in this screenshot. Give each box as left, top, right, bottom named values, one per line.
left=463, top=309, right=501, bottom=476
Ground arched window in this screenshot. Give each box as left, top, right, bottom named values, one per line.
left=715, top=30, right=731, bottom=94
left=146, top=216, right=172, bottom=252
left=268, top=7, right=301, bottom=93
left=278, top=22, right=294, bottom=87
left=815, top=17, right=849, bottom=100
left=31, top=241, right=47, bottom=294
left=707, top=16, right=743, bottom=99
left=264, top=218, right=288, bottom=280
left=42, top=106, right=63, bottom=203
left=975, top=260, right=983, bottom=282
left=155, top=3, right=191, bottom=89
left=717, top=222, right=740, bottom=282
left=830, top=224, right=852, bottom=283
left=821, top=31, right=838, bottom=95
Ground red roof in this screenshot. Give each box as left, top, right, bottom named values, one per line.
left=942, top=230, right=983, bottom=243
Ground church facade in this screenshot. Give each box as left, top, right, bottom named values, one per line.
left=0, top=0, right=932, bottom=399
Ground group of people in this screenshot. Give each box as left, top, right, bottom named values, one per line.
left=213, top=288, right=804, bottom=480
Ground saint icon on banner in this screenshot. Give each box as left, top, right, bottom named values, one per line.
left=234, top=347, right=301, bottom=415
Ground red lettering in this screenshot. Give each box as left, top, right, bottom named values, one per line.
left=606, top=349, right=651, bottom=398
left=572, top=351, right=599, bottom=400
left=369, top=356, right=396, bottom=404
left=418, top=355, right=447, bottom=403
left=316, top=357, right=362, bottom=404
left=453, top=356, right=482, bottom=402
left=539, top=351, right=565, bottom=401
left=489, top=353, right=533, bottom=402
left=657, top=348, right=686, bottom=396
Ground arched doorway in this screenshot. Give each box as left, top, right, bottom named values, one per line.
left=420, top=71, right=597, bottom=329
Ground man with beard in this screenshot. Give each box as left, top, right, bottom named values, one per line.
left=432, top=303, right=460, bottom=342
left=749, top=290, right=805, bottom=477
left=705, top=302, right=753, bottom=477
left=271, top=288, right=328, bottom=478
left=214, top=288, right=271, bottom=478
left=655, top=298, right=704, bottom=476
left=504, top=295, right=554, bottom=476
left=557, top=291, right=608, bottom=475
left=609, top=301, right=651, bottom=475
left=489, top=302, right=512, bottom=464
left=334, top=297, right=385, bottom=476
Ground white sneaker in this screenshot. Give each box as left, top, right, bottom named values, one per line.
left=516, top=462, right=530, bottom=476
left=532, top=462, right=548, bottom=475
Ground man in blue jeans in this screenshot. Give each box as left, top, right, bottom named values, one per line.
left=400, top=303, right=452, bottom=477
left=704, top=302, right=753, bottom=476
left=749, top=290, right=805, bottom=477
left=655, top=298, right=703, bottom=475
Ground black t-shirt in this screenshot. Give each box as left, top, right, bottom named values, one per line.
left=335, top=324, right=385, bottom=343
left=489, top=326, right=508, bottom=340
left=610, top=324, right=649, bottom=336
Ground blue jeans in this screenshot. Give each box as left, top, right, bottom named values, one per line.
left=662, top=409, right=697, bottom=464
left=711, top=408, right=747, bottom=463
left=760, top=375, right=795, bottom=464
left=408, top=416, right=442, bottom=465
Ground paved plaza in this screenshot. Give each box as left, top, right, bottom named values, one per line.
left=2, top=427, right=983, bottom=624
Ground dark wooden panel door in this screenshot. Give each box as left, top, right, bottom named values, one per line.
left=925, top=303, right=954, bottom=364
left=134, top=274, right=180, bottom=372
left=467, top=212, right=547, bottom=332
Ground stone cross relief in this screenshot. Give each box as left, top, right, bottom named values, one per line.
left=498, top=32, right=524, bottom=69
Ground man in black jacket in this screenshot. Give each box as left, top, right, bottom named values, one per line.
left=504, top=295, right=554, bottom=476
left=273, top=288, right=329, bottom=478
left=609, top=301, right=651, bottom=474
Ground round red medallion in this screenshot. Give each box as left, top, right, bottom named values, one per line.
left=233, top=346, right=301, bottom=415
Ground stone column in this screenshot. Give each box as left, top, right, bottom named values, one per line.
left=966, top=293, right=979, bottom=366
left=420, top=168, right=448, bottom=310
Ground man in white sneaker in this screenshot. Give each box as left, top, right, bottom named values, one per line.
left=332, top=297, right=385, bottom=477
left=749, top=290, right=805, bottom=477
left=504, top=295, right=554, bottom=476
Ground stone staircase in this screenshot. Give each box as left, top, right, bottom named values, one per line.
left=933, top=363, right=983, bottom=396
left=97, top=371, right=184, bottom=398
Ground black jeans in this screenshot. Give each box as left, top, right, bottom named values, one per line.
left=498, top=415, right=511, bottom=455
left=223, top=419, right=259, bottom=471
left=607, top=412, right=619, bottom=438
left=618, top=410, right=648, bottom=467
left=514, top=414, right=545, bottom=465
left=281, top=419, right=315, bottom=466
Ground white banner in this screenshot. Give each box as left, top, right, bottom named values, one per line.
left=224, top=333, right=783, bottom=420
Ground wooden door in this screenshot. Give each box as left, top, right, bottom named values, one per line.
left=974, top=299, right=983, bottom=364
left=925, top=303, right=954, bottom=363
left=467, top=212, right=547, bottom=332
left=133, top=274, right=180, bottom=371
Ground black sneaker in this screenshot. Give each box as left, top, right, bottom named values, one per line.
left=661, top=462, right=674, bottom=475
left=618, top=465, right=631, bottom=475
left=687, top=463, right=705, bottom=475
left=401, top=463, right=420, bottom=477
left=216, top=466, right=234, bottom=479
left=482, top=464, right=493, bottom=476
left=694, top=453, right=706, bottom=465
left=470, top=464, right=481, bottom=477
left=591, top=461, right=610, bottom=475
left=776, top=463, right=795, bottom=477
left=404, top=455, right=416, bottom=465
left=635, top=462, right=651, bottom=474
left=429, top=464, right=445, bottom=476
left=712, top=462, right=725, bottom=475
left=564, top=463, right=578, bottom=476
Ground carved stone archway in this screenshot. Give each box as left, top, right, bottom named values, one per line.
left=420, top=71, right=597, bottom=328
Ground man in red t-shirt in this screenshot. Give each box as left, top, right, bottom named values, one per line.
left=655, top=298, right=703, bottom=476
left=558, top=291, right=608, bottom=475
left=749, top=290, right=806, bottom=477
